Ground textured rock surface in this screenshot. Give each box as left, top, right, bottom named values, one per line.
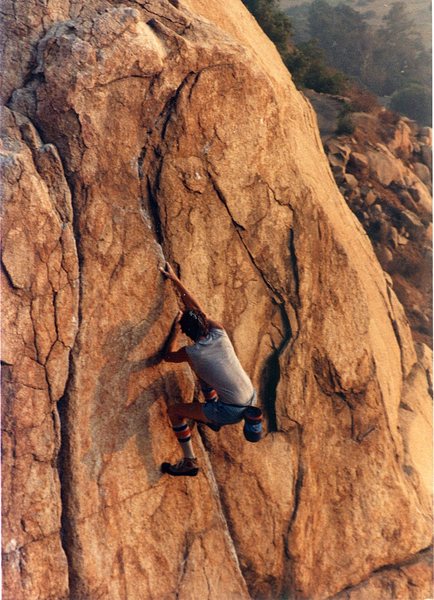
left=1, top=107, right=78, bottom=599
left=2, top=1, right=432, bottom=599
left=333, top=547, right=433, bottom=600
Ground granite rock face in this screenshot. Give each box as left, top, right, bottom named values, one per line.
left=1, top=107, right=78, bottom=599
left=1, top=1, right=432, bottom=599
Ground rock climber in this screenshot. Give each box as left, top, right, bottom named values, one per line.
left=159, top=262, right=257, bottom=477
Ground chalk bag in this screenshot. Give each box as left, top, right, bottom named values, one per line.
left=243, top=406, right=263, bottom=443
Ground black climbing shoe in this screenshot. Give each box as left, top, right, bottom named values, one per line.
left=161, top=457, right=199, bottom=477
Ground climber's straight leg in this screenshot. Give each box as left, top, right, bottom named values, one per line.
left=161, top=402, right=211, bottom=477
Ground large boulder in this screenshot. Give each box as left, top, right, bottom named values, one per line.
left=2, top=1, right=432, bottom=599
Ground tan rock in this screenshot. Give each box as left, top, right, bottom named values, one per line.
left=329, top=151, right=349, bottom=168
left=349, top=151, right=369, bottom=171
left=413, top=161, right=431, bottom=186
left=418, top=127, right=432, bottom=145
left=375, top=246, right=393, bottom=265
left=388, top=119, right=414, bottom=158
left=326, top=141, right=352, bottom=163
left=420, top=144, right=432, bottom=170
left=366, top=146, right=406, bottom=186
left=408, top=181, right=432, bottom=213
left=364, top=190, right=377, bottom=206
left=402, top=117, right=419, bottom=136
left=1, top=107, right=79, bottom=600
left=332, top=548, right=433, bottom=599
left=400, top=343, right=433, bottom=498
left=2, top=1, right=432, bottom=600
left=400, top=209, right=425, bottom=235
left=344, top=173, right=359, bottom=189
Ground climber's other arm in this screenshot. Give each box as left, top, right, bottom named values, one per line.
left=163, top=311, right=189, bottom=363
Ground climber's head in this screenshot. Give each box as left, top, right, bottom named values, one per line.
left=180, top=309, right=209, bottom=341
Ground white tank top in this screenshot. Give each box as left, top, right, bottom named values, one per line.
left=186, top=328, right=254, bottom=405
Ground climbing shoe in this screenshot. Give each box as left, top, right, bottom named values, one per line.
left=161, top=457, right=199, bottom=477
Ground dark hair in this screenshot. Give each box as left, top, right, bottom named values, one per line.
left=180, top=309, right=209, bottom=341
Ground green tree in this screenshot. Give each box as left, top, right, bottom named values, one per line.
left=390, top=84, right=432, bottom=126
left=285, top=40, right=347, bottom=94
left=242, top=0, right=347, bottom=94
left=308, top=0, right=372, bottom=80
left=242, top=0, right=293, bottom=54
left=370, top=2, right=430, bottom=95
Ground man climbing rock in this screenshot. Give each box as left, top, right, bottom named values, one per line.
left=160, top=262, right=257, bottom=477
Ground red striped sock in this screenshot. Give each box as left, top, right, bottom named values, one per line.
left=172, top=423, right=195, bottom=458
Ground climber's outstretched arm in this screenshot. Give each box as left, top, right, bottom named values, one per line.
left=159, top=262, right=204, bottom=313
left=163, top=311, right=189, bottom=363
left=160, top=262, right=224, bottom=330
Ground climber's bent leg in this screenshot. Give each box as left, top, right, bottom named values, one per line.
left=198, top=379, right=218, bottom=402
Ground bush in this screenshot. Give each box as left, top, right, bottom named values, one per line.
left=285, top=40, right=347, bottom=95
left=303, top=66, right=347, bottom=95
left=390, top=84, right=432, bottom=126
left=378, top=109, right=401, bottom=127
left=346, top=86, right=379, bottom=113
left=336, top=104, right=355, bottom=135
left=242, top=0, right=293, bottom=54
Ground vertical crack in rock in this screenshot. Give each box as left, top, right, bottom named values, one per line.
left=260, top=303, right=292, bottom=431
left=160, top=72, right=196, bottom=141
left=285, top=422, right=304, bottom=547
left=137, top=144, right=165, bottom=246
left=137, top=72, right=200, bottom=258
left=288, top=228, right=300, bottom=301
left=196, top=429, right=252, bottom=592
left=53, top=173, right=83, bottom=596
left=56, top=388, right=76, bottom=597
left=207, top=171, right=298, bottom=431
left=383, top=284, right=418, bottom=389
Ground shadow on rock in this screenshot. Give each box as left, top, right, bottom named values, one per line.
left=82, top=300, right=188, bottom=490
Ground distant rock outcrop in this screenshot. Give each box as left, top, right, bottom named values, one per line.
left=1, top=2, right=432, bottom=600
left=317, top=102, right=432, bottom=349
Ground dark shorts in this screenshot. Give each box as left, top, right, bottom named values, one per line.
left=202, top=391, right=257, bottom=426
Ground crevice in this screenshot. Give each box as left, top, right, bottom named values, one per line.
left=288, top=228, right=300, bottom=301
left=207, top=171, right=247, bottom=233
left=53, top=271, right=80, bottom=594
left=57, top=364, right=80, bottom=599
left=1, top=259, right=21, bottom=291
left=175, top=535, right=193, bottom=599
left=285, top=423, right=304, bottom=550
left=94, top=73, right=156, bottom=89
left=260, top=303, right=293, bottom=432
left=160, top=73, right=195, bottom=141
left=137, top=132, right=168, bottom=255
left=207, top=170, right=299, bottom=431
left=333, top=545, right=433, bottom=598
left=44, top=164, right=83, bottom=599
left=128, top=0, right=190, bottom=34
left=135, top=71, right=199, bottom=255
left=384, top=284, right=412, bottom=379
left=196, top=429, right=249, bottom=590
